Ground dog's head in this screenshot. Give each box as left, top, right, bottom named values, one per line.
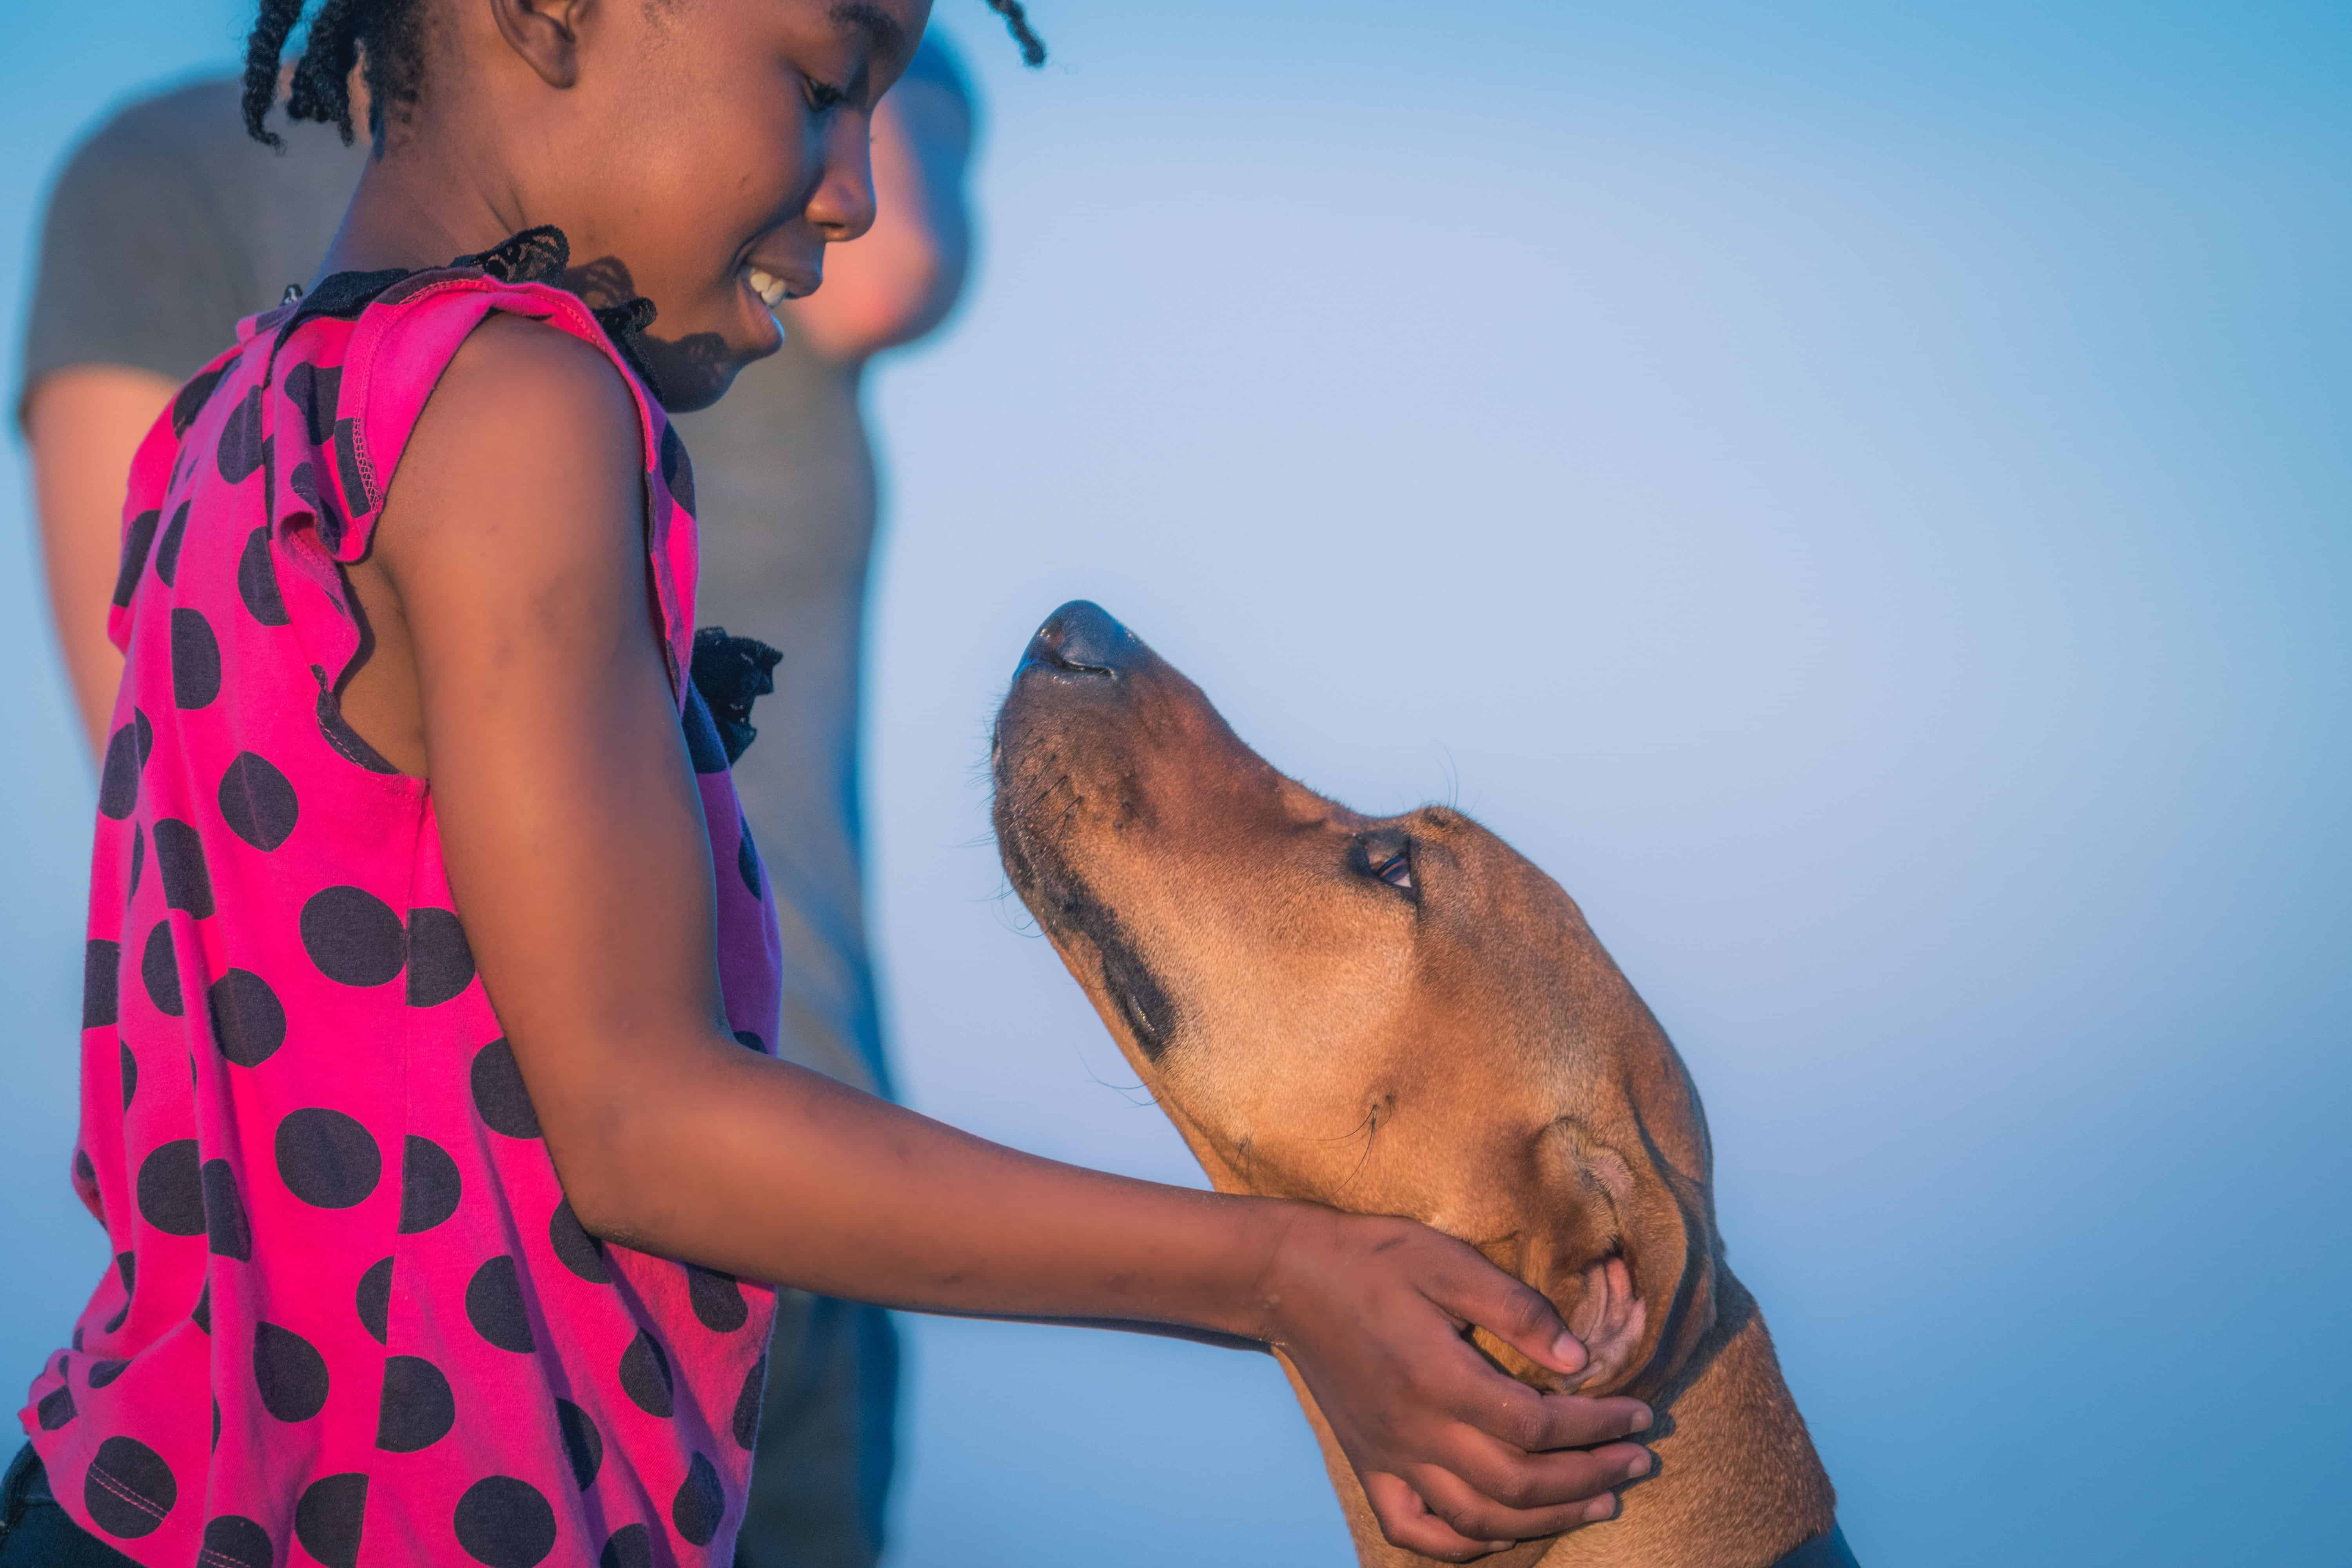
left=992, top=602, right=1724, bottom=1402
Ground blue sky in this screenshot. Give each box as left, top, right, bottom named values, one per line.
left=4, top=3, right=2348, bottom=1564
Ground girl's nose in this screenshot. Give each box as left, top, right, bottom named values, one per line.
left=805, top=116, right=878, bottom=244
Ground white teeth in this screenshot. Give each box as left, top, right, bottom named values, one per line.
left=744, top=267, right=788, bottom=309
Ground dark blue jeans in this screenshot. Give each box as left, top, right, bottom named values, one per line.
left=0, top=1445, right=143, bottom=1567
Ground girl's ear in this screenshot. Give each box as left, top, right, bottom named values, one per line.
left=489, top=0, right=591, bottom=89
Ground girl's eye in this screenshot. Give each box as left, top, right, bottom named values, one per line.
left=1372, top=853, right=1413, bottom=890
left=803, top=76, right=851, bottom=113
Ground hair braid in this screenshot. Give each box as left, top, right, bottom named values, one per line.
left=984, top=0, right=1048, bottom=67
left=243, top=0, right=429, bottom=149
left=287, top=0, right=368, bottom=143
left=241, top=0, right=309, bottom=148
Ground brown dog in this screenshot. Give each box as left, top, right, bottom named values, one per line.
left=991, top=603, right=1855, bottom=1568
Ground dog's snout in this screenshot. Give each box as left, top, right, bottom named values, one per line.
left=1022, top=600, right=1138, bottom=679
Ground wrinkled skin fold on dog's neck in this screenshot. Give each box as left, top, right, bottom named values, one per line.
left=991, top=603, right=1836, bottom=1567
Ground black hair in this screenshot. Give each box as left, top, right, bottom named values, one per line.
left=245, top=0, right=1046, bottom=150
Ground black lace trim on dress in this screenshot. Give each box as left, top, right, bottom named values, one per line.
left=274, top=225, right=662, bottom=388
left=690, top=628, right=784, bottom=766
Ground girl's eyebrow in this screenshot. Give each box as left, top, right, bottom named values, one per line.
left=828, top=1, right=908, bottom=62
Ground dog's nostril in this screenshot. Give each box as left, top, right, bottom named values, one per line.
left=1040, top=639, right=1113, bottom=675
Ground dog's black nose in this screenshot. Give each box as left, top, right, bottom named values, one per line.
left=1023, top=600, right=1138, bottom=677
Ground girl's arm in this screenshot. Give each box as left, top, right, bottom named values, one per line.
left=373, top=316, right=1651, bottom=1562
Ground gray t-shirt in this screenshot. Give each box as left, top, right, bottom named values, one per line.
left=19, top=74, right=889, bottom=1099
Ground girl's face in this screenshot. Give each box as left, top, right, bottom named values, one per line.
left=494, top=0, right=935, bottom=408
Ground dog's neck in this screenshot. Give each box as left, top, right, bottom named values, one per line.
left=1284, top=1270, right=1837, bottom=1568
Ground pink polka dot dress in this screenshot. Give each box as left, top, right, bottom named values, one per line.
left=18, top=232, right=787, bottom=1568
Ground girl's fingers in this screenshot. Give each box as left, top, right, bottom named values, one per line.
left=1454, top=1374, right=1654, bottom=1457
left=1417, top=1243, right=1590, bottom=1378
left=1361, top=1471, right=1512, bottom=1563
left=1437, top=1427, right=1652, bottom=1515
left=1403, top=1461, right=1628, bottom=1545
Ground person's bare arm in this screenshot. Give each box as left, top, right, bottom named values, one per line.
left=377, top=317, right=1650, bottom=1561
left=24, top=365, right=176, bottom=755
left=781, top=63, right=973, bottom=364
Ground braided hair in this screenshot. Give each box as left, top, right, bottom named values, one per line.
left=244, top=0, right=1047, bottom=150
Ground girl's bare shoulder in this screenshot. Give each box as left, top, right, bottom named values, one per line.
left=385, top=311, right=646, bottom=564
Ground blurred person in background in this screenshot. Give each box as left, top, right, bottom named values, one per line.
left=14, top=35, right=981, bottom=1568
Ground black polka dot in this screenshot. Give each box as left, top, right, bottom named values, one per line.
left=169, top=609, right=223, bottom=710
left=397, top=1137, right=462, bottom=1234
left=294, top=1473, right=368, bottom=1568
left=36, top=1383, right=75, bottom=1430
left=671, top=1452, right=726, bottom=1547
left=548, top=1198, right=608, bottom=1283
left=154, top=818, right=214, bottom=918
left=356, top=1257, right=393, bottom=1343
left=199, top=1514, right=274, bottom=1568
left=155, top=502, right=192, bottom=589
left=470, top=1040, right=541, bottom=1138
left=618, top=1332, right=673, bottom=1418
left=732, top=1029, right=766, bottom=1053
left=290, top=460, right=350, bottom=554
left=111, top=510, right=161, bottom=610
left=73, top=1147, right=96, bottom=1191
left=452, top=1476, right=557, bottom=1568
left=301, top=886, right=407, bottom=987
left=172, top=366, right=228, bottom=439
left=120, top=1040, right=138, bottom=1109
left=83, top=939, right=120, bottom=1028
left=465, top=1255, right=535, bottom=1354
left=217, top=386, right=267, bottom=484
left=276, top=1107, right=381, bottom=1209
left=219, top=752, right=299, bottom=851
left=192, top=1280, right=211, bottom=1334
left=406, top=907, right=474, bottom=1007
left=88, top=1356, right=130, bottom=1389
left=333, top=420, right=372, bottom=516
left=681, top=691, right=729, bottom=774
left=136, top=1139, right=205, bottom=1236
left=659, top=422, right=695, bottom=515
left=686, top=1265, right=748, bottom=1333
left=556, top=1399, right=603, bottom=1490
left=597, top=1524, right=653, bottom=1568
left=128, top=822, right=145, bottom=898
left=208, top=969, right=287, bottom=1068
left=253, top=1321, right=329, bottom=1422
left=374, top=1354, right=454, bottom=1452
left=141, top=921, right=183, bottom=1016
left=731, top=1353, right=766, bottom=1450
left=285, top=361, right=343, bottom=446
left=238, top=526, right=290, bottom=627
left=202, top=1158, right=252, bottom=1260
left=97, top=716, right=148, bottom=820
left=84, top=1434, right=176, bottom=1538
left=105, top=1251, right=135, bottom=1332
left=212, top=1397, right=220, bottom=1449
left=737, top=820, right=762, bottom=899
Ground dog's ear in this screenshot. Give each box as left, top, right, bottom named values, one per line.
left=1514, top=1086, right=1721, bottom=1404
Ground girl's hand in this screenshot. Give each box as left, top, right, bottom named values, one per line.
left=1259, top=1208, right=1653, bottom=1562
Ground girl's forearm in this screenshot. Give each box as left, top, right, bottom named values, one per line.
left=562, top=1034, right=1291, bottom=1339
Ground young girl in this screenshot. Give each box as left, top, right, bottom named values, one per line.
left=4, top=1, right=1653, bottom=1564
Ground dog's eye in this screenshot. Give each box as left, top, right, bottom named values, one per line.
left=1372, top=853, right=1413, bottom=890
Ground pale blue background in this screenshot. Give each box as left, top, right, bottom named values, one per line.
left=4, top=3, right=2347, bottom=1564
